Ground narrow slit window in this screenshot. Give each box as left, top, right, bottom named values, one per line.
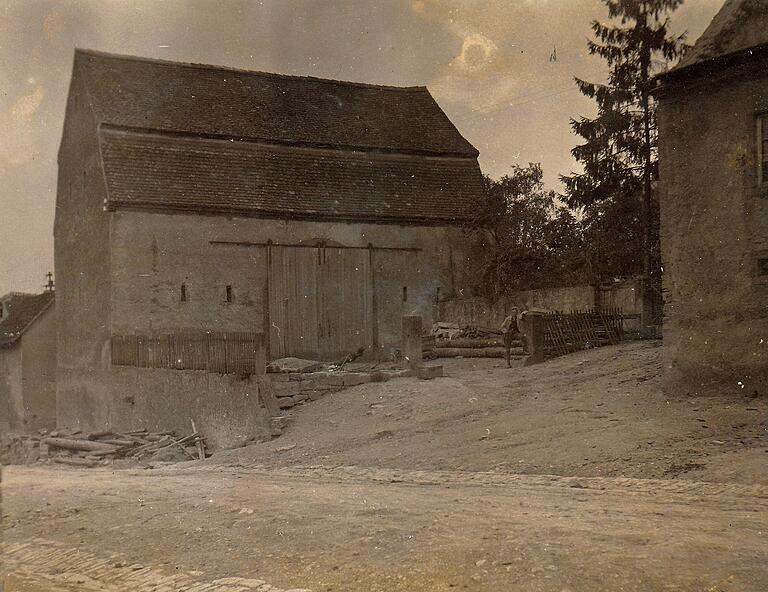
left=759, top=114, right=768, bottom=186
left=402, top=286, right=408, bottom=302
left=758, top=258, right=768, bottom=277
left=180, top=283, right=187, bottom=302
left=226, top=285, right=233, bottom=303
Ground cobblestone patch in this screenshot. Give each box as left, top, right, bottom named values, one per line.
left=3, top=539, right=310, bottom=592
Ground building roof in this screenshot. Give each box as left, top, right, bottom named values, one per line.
left=74, top=49, right=478, bottom=157
left=0, top=291, right=54, bottom=348
left=71, top=50, right=483, bottom=224
left=99, top=127, right=483, bottom=223
left=669, top=0, right=768, bottom=76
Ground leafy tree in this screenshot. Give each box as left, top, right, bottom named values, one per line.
left=468, top=163, right=585, bottom=299
left=562, top=0, right=687, bottom=320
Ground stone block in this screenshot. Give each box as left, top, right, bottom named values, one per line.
left=267, top=357, right=323, bottom=374
left=292, top=394, right=309, bottom=404
left=418, top=365, right=444, bottom=380
left=342, top=372, right=371, bottom=387
left=300, top=383, right=332, bottom=394
left=306, top=389, right=327, bottom=401
left=272, top=383, right=302, bottom=398
left=304, top=372, right=345, bottom=389
left=278, top=398, right=295, bottom=410
left=269, top=374, right=291, bottom=383
left=269, top=416, right=287, bottom=437
left=402, top=315, right=423, bottom=369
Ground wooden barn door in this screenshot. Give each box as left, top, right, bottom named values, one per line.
left=268, top=245, right=373, bottom=361
left=317, top=248, right=373, bottom=360
left=268, top=246, right=321, bottom=360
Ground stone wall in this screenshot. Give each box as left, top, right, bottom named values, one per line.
left=657, top=62, right=768, bottom=394
left=57, top=367, right=271, bottom=450
left=437, top=282, right=642, bottom=330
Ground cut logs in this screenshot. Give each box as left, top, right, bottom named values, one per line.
left=41, top=428, right=208, bottom=467
left=43, top=437, right=119, bottom=454
left=433, top=347, right=510, bottom=358
left=429, top=324, right=524, bottom=359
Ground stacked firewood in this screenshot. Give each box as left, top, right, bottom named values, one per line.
left=430, top=325, right=522, bottom=359
left=42, top=428, right=206, bottom=467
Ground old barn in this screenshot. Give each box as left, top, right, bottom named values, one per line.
left=55, top=49, right=484, bottom=441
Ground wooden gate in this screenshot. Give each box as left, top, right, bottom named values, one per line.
left=268, top=245, right=373, bottom=360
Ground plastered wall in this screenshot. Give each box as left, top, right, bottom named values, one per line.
left=657, top=65, right=768, bottom=394
left=109, top=210, right=477, bottom=355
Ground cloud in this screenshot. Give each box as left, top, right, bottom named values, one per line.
left=0, top=85, right=45, bottom=174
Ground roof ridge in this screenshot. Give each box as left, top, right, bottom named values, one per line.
left=74, top=48, right=429, bottom=93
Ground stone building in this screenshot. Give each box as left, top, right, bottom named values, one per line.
left=0, top=291, right=56, bottom=434
left=55, top=49, right=484, bottom=443
left=656, top=0, right=768, bottom=394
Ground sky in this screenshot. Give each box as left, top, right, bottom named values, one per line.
left=0, top=0, right=724, bottom=294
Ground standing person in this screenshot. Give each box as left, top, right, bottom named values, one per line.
left=500, top=307, right=531, bottom=367
left=500, top=307, right=521, bottom=368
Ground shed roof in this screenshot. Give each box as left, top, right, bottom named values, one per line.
left=74, top=49, right=478, bottom=157
left=0, top=292, right=54, bottom=348
left=672, top=0, right=768, bottom=74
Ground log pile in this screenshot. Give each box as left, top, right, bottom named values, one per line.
left=41, top=429, right=207, bottom=467
left=430, top=324, right=523, bottom=359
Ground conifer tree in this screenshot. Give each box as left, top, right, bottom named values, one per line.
left=562, top=0, right=687, bottom=325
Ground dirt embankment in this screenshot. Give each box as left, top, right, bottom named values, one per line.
left=212, top=342, right=768, bottom=484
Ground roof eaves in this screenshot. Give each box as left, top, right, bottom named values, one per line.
left=655, top=41, right=768, bottom=89
left=102, top=201, right=474, bottom=227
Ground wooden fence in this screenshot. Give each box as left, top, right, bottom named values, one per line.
left=542, top=307, right=624, bottom=359
left=111, top=332, right=265, bottom=375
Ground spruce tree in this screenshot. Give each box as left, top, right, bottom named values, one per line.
left=562, top=0, right=687, bottom=326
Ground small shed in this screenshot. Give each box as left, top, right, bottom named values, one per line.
left=0, top=291, right=56, bottom=434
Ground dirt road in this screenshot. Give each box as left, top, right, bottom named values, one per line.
left=4, top=343, right=767, bottom=591
left=4, top=464, right=768, bottom=592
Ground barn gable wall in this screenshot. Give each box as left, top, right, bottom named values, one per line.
left=658, top=63, right=768, bottom=394
left=55, top=61, right=115, bottom=430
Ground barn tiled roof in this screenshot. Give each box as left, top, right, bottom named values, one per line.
left=99, top=128, right=483, bottom=224
left=0, top=292, right=54, bottom=348
left=75, top=49, right=478, bottom=157
left=673, top=0, right=768, bottom=72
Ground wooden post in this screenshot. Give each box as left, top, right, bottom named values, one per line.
left=402, top=315, right=423, bottom=369
left=523, top=312, right=545, bottom=366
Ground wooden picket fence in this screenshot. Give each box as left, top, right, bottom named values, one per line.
left=542, top=307, right=624, bottom=359
left=111, top=332, right=264, bottom=375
